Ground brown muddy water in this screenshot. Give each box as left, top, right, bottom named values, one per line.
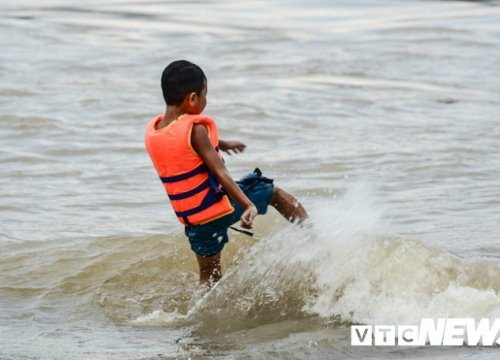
left=1, top=0, right=500, bottom=359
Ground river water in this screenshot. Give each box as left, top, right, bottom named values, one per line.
left=1, top=0, right=500, bottom=359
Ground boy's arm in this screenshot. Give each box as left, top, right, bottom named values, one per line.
left=191, top=124, right=257, bottom=229
left=219, top=139, right=246, bottom=155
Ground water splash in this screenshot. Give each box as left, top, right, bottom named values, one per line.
left=128, top=181, right=500, bottom=331
left=180, top=180, right=499, bottom=331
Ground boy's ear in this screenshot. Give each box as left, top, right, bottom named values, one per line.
left=188, top=92, right=197, bottom=105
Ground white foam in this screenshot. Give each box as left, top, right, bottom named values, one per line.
left=190, top=180, right=500, bottom=327
left=131, top=309, right=185, bottom=326
left=300, top=181, right=500, bottom=325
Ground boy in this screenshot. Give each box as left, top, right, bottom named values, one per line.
left=145, top=60, right=307, bottom=286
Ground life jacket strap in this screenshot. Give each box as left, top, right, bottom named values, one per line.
left=174, top=186, right=223, bottom=219
left=160, top=163, right=208, bottom=183
left=167, top=178, right=211, bottom=201
left=159, top=145, right=221, bottom=184
left=161, top=145, right=226, bottom=223
left=229, top=226, right=254, bottom=237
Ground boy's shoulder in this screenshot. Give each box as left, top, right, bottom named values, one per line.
left=188, top=114, right=218, bottom=128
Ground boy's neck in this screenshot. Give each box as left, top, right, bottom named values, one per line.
left=164, top=106, right=186, bottom=122
left=157, top=106, right=187, bottom=129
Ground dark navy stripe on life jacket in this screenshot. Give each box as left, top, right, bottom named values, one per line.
left=160, top=163, right=208, bottom=183
left=174, top=187, right=224, bottom=219
left=159, top=146, right=220, bottom=183
left=167, top=178, right=211, bottom=201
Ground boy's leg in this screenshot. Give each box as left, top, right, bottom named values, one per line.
left=196, top=252, right=222, bottom=285
left=192, top=186, right=306, bottom=286
left=270, top=186, right=308, bottom=223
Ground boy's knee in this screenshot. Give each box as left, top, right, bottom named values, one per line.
left=273, top=186, right=283, bottom=194
left=271, top=186, right=282, bottom=203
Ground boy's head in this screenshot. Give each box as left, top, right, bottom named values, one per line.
left=161, top=60, right=207, bottom=107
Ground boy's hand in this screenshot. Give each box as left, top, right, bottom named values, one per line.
left=219, top=140, right=246, bottom=155
left=240, top=204, right=257, bottom=229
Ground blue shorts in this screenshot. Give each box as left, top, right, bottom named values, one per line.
left=185, top=169, right=274, bottom=257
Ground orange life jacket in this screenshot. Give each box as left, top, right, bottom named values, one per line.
left=144, top=114, right=234, bottom=225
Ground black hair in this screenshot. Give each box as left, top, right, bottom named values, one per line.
left=161, top=60, right=206, bottom=106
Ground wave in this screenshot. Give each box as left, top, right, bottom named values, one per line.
left=131, top=182, right=500, bottom=332
left=1, top=181, right=499, bottom=332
